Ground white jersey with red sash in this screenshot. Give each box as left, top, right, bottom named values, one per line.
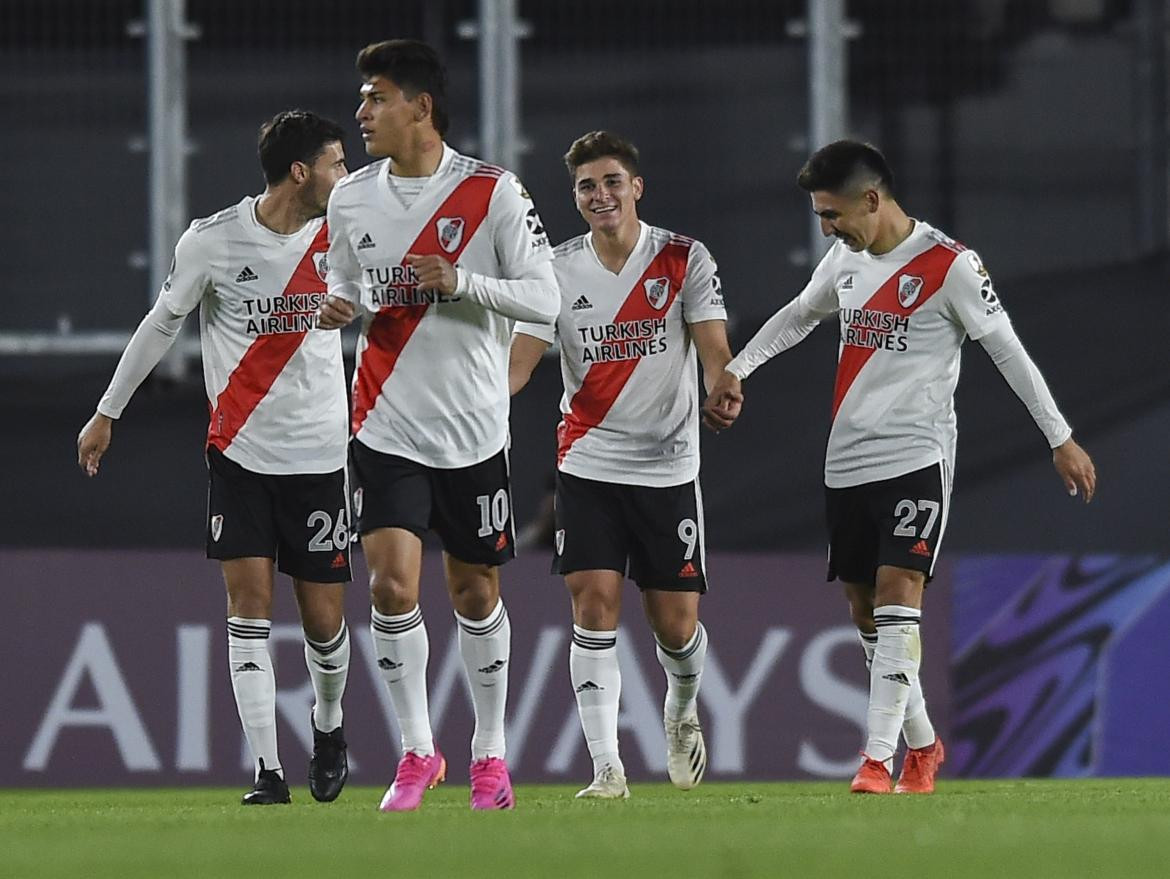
left=794, top=220, right=1010, bottom=488
left=516, top=223, right=726, bottom=487
left=159, top=196, right=346, bottom=475
left=327, top=145, right=554, bottom=468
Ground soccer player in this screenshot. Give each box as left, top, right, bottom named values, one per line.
left=76, top=111, right=353, bottom=806
left=509, top=131, right=738, bottom=798
left=704, top=140, right=1096, bottom=794
left=317, top=39, right=558, bottom=812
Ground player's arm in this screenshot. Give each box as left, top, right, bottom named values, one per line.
left=691, top=320, right=741, bottom=431
left=978, top=324, right=1096, bottom=502
left=508, top=328, right=552, bottom=395
left=402, top=175, right=559, bottom=322
left=946, top=250, right=1096, bottom=503
left=78, top=228, right=207, bottom=476
left=702, top=272, right=836, bottom=431
left=319, top=190, right=362, bottom=329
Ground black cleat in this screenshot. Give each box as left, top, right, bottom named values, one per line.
left=309, top=722, right=349, bottom=803
left=242, top=761, right=291, bottom=805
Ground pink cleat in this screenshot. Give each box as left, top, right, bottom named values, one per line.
left=378, top=747, right=447, bottom=812
left=469, top=757, right=515, bottom=811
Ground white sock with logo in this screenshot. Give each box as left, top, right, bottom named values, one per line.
left=455, top=599, right=511, bottom=760
left=858, top=628, right=935, bottom=750
left=305, top=623, right=350, bottom=734
left=865, top=605, right=922, bottom=766
left=655, top=622, right=707, bottom=722
left=370, top=606, right=434, bottom=757
left=569, top=625, right=623, bottom=776
left=227, top=616, right=281, bottom=780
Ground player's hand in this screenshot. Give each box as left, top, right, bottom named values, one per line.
left=1053, top=437, right=1096, bottom=503
left=405, top=253, right=459, bottom=296
left=77, top=412, right=114, bottom=477
left=702, top=370, right=744, bottom=432
left=318, top=295, right=356, bottom=329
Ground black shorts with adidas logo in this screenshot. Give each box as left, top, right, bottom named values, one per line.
left=552, top=470, right=707, bottom=593
left=206, top=447, right=352, bottom=583
left=349, top=439, right=515, bottom=567
left=824, top=461, right=950, bottom=585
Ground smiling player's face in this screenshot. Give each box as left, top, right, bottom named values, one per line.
left=810, top=188, right=880, bottom=252
left=572, top=157, right=643, bottom=236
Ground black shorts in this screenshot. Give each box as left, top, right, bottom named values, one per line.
left=824, top=461, right=951, bottom=585
left=206, top=447, right=352, bottom=583
left=552, top=470, right=707, bottom=593
left=349, top=439, right=515, bottom=567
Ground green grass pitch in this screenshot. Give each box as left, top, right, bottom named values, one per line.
left=5, top=780, right=1170, bottom=878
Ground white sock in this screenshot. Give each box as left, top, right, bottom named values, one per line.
left=370, top=606, right=434, bottom=757
left=569, top=625, right=623, bottom=776
left=455, top=599, right=511, bottom=760
left=305, top=623, right=350, bottom=733
left=655, top=622, right=707, bottom=721
left=865, top=605, right=922, bottom=765
left=858, top=628, right=935, bottom=750
left=227, top=617, right=281, bottom=779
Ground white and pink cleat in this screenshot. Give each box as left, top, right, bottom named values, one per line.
left=378, top=747, right=447, bottom=812
left=469, top=757, right=515, bottom=810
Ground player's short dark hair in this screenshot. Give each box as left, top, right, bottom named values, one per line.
left=563, top=130, right=640, bottom=180
left=356, top=39, right=449, bottom=136
left=257, top=110, right=345, bottom=185
left=797, top=139, right=895, bottom=198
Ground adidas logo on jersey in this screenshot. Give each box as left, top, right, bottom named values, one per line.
left=882, top=672, right=911, bottom=686
left=910, top=539, right=932, bottom=557
left=575, top=680, right=603, bottom=693
left=678, top=561, right=699, bottom=578
left=235, top=266, right=258, bottom=283
left=330, top=551, right=347, bottom=569
left=357, top=232, right=375, bottom=250
left=840, top=274, right=854, bottom=290
left=571, top=295, right=593, bottom=311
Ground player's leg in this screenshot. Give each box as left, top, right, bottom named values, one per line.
left=276, top=464, right=353, bottom=802
left=350, top=439, right=444, bottom=812
left=845, top=583, right=937, bottom=764
left=565, top=569, right=627, bottom=798
left=222, top=557, right=287, bottom=804
left=294, top=578, right=349, bottom=802
left=629, top=479, right=709, bottom=791
left=857, top=462, right=949, bottom=793
left=432, top=448, right=516, bottom=809
left=553, top=472, right=630, bottom=799
left=207, top=447, right=288, bottom=805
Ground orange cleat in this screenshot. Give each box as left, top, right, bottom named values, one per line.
left=850, top=754, right=893, bottom=794
left=895, top=737, right=945, bottom=794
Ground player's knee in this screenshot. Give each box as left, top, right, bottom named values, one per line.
left=444, top=564, right=496, bottom=617
left=650, top=616, right=697, bottom=651
left=368, top=570, right=417, bottom=615
left=849, top=603, right=876, bottom=632
left=226, top=585, right=271, bottom=620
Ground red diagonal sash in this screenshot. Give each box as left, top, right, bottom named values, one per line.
left=830, top=243, right=961, bottom=420
left=351, top=169, right=500, bottom=435
left=207, top=222, right=328, bottom=453
left=556, top=240, right=691, bottom=465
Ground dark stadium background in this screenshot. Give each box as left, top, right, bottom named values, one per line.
left=2, top=0, right=1163, bottom=554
